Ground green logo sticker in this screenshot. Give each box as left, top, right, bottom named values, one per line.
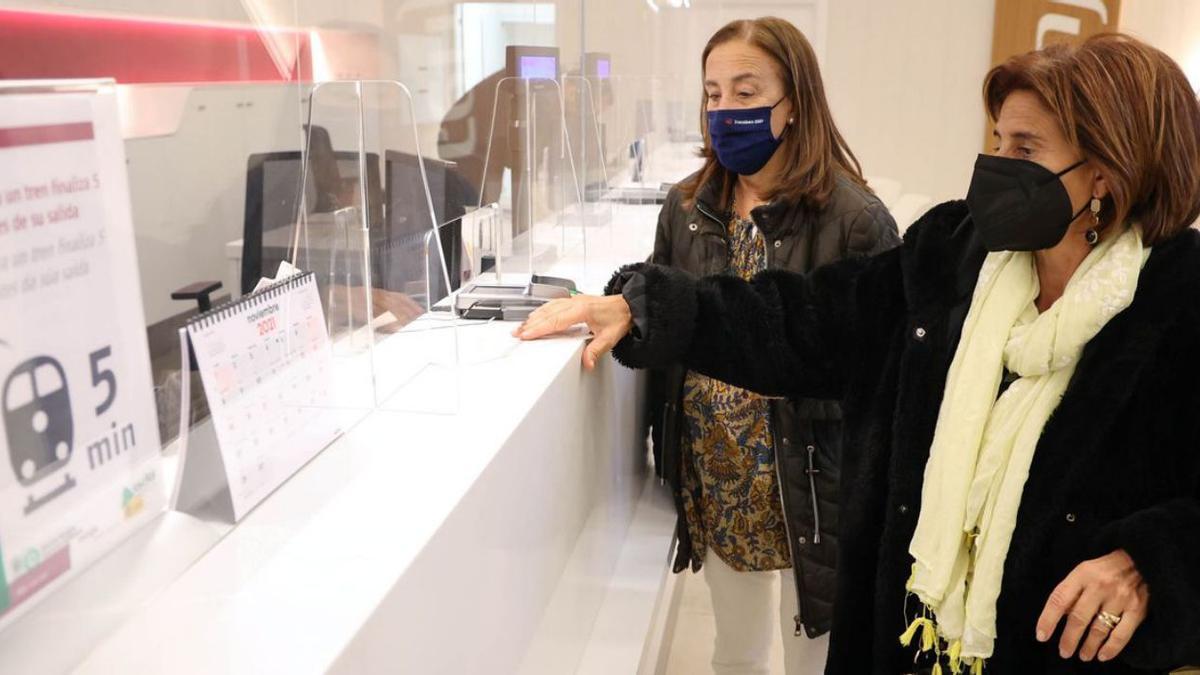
left=0, top=537, right=10, bottom=613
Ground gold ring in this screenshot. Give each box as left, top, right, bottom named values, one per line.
left=1096, top=611, right=1122, bottom=630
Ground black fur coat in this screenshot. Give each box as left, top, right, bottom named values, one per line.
left=611, top=200, right=1200, bottom=674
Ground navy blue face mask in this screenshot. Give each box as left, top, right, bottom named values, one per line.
left=707, top=98, right=786, bottom=176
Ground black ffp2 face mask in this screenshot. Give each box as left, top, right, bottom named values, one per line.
left=966, top=153, right=1088, bottom=252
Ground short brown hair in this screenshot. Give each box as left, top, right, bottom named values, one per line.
left=678, top=17, right=866, bottom=211
left=983, top=33, right=1200, bottom=245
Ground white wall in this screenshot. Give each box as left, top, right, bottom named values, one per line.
left=585, top=0, right=994, bottom=203
left=458, top=3, right=558, bottom=95
left=821, top=0, right=1200, bottom=206
left=823, top=0, right=996, bottom=205
left=1120, top=0, right=1200, bottom=91
left=3, top=0, right=247, bottom=21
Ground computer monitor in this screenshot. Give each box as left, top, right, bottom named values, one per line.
left=584, top=52, right=611, bottom=80
left=383, top=151, right=474, bottom=301
left=503, top=46, right=560, bottom=239
left=385, top=150, right=449, bottom=236
left=506, top=45, right=559, bottom=81
left=519, top=55, right=556, bottom=80
left=242, top=150, right=382, bottom=295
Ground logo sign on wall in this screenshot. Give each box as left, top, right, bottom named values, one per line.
left=985, top=0, right=1123, bottom=148
left=0, top=81, right=164, bottom=630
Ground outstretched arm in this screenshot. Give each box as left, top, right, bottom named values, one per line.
left=516, top=245, right=901, bottom=399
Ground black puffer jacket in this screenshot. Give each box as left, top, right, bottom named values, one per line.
left=612, top=200, right=1200, bottom=673
left=643, top=170, right=899, bottom=638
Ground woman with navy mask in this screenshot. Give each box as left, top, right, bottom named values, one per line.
left=615, top=17, right=897, bottom=675
left=517, top=34, right=1200, bottom=674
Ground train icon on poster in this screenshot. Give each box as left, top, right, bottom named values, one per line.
left=2, top=356, right=77, bottom=514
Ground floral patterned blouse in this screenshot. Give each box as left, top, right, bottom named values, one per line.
left=679, top=210, right=791, bottom=573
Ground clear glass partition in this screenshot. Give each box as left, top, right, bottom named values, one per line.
left=0, top=0, right=724, bottom=670
left=304, top=79, right=461, bottom=415
left=474, top=75, right=592, bottom=281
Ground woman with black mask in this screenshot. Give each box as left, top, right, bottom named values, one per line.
left=610, top=16, right=898, bottom=675
left=517, top=34, right=1200, bottom=674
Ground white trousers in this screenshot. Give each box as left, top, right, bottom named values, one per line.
left=703, top=551, right=829, bottom=675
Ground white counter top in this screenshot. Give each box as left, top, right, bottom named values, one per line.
left=9, top=201, right=680, bottom=674
left=75, top=325, right=634, bottom=672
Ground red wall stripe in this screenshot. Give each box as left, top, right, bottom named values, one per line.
left=0, top=122, right=95, bottom=150
left=0, top=9, right=311, bottom=85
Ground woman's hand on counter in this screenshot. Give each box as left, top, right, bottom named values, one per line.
left=513, top=294, right=633, bottom=370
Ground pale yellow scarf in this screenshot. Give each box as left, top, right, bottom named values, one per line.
left=903, top=225, right=1149, bottom=669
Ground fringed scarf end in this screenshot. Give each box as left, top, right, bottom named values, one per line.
left=899, top=603, right=987, bottom=674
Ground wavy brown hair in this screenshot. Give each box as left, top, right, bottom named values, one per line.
left=983, top=33, right=1200, bottom=245
left=677, top=17, right=867, bottom=211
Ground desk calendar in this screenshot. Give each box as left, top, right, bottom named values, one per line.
left=187, top=272, right=342, bottom=520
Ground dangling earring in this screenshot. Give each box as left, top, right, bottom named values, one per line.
left=1085, top=197, right=1101, bottom=246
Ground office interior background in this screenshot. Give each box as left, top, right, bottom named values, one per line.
left=0, top=0, right=1198, bottom=673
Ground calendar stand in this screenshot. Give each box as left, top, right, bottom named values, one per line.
left=171, top=273, right=354, bottom=523
left=169, top=325, right=233, bottom=524
left=170, top=410, right=235, bottom=524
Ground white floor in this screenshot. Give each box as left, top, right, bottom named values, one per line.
left=663, top=567, right=789, bottom=675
